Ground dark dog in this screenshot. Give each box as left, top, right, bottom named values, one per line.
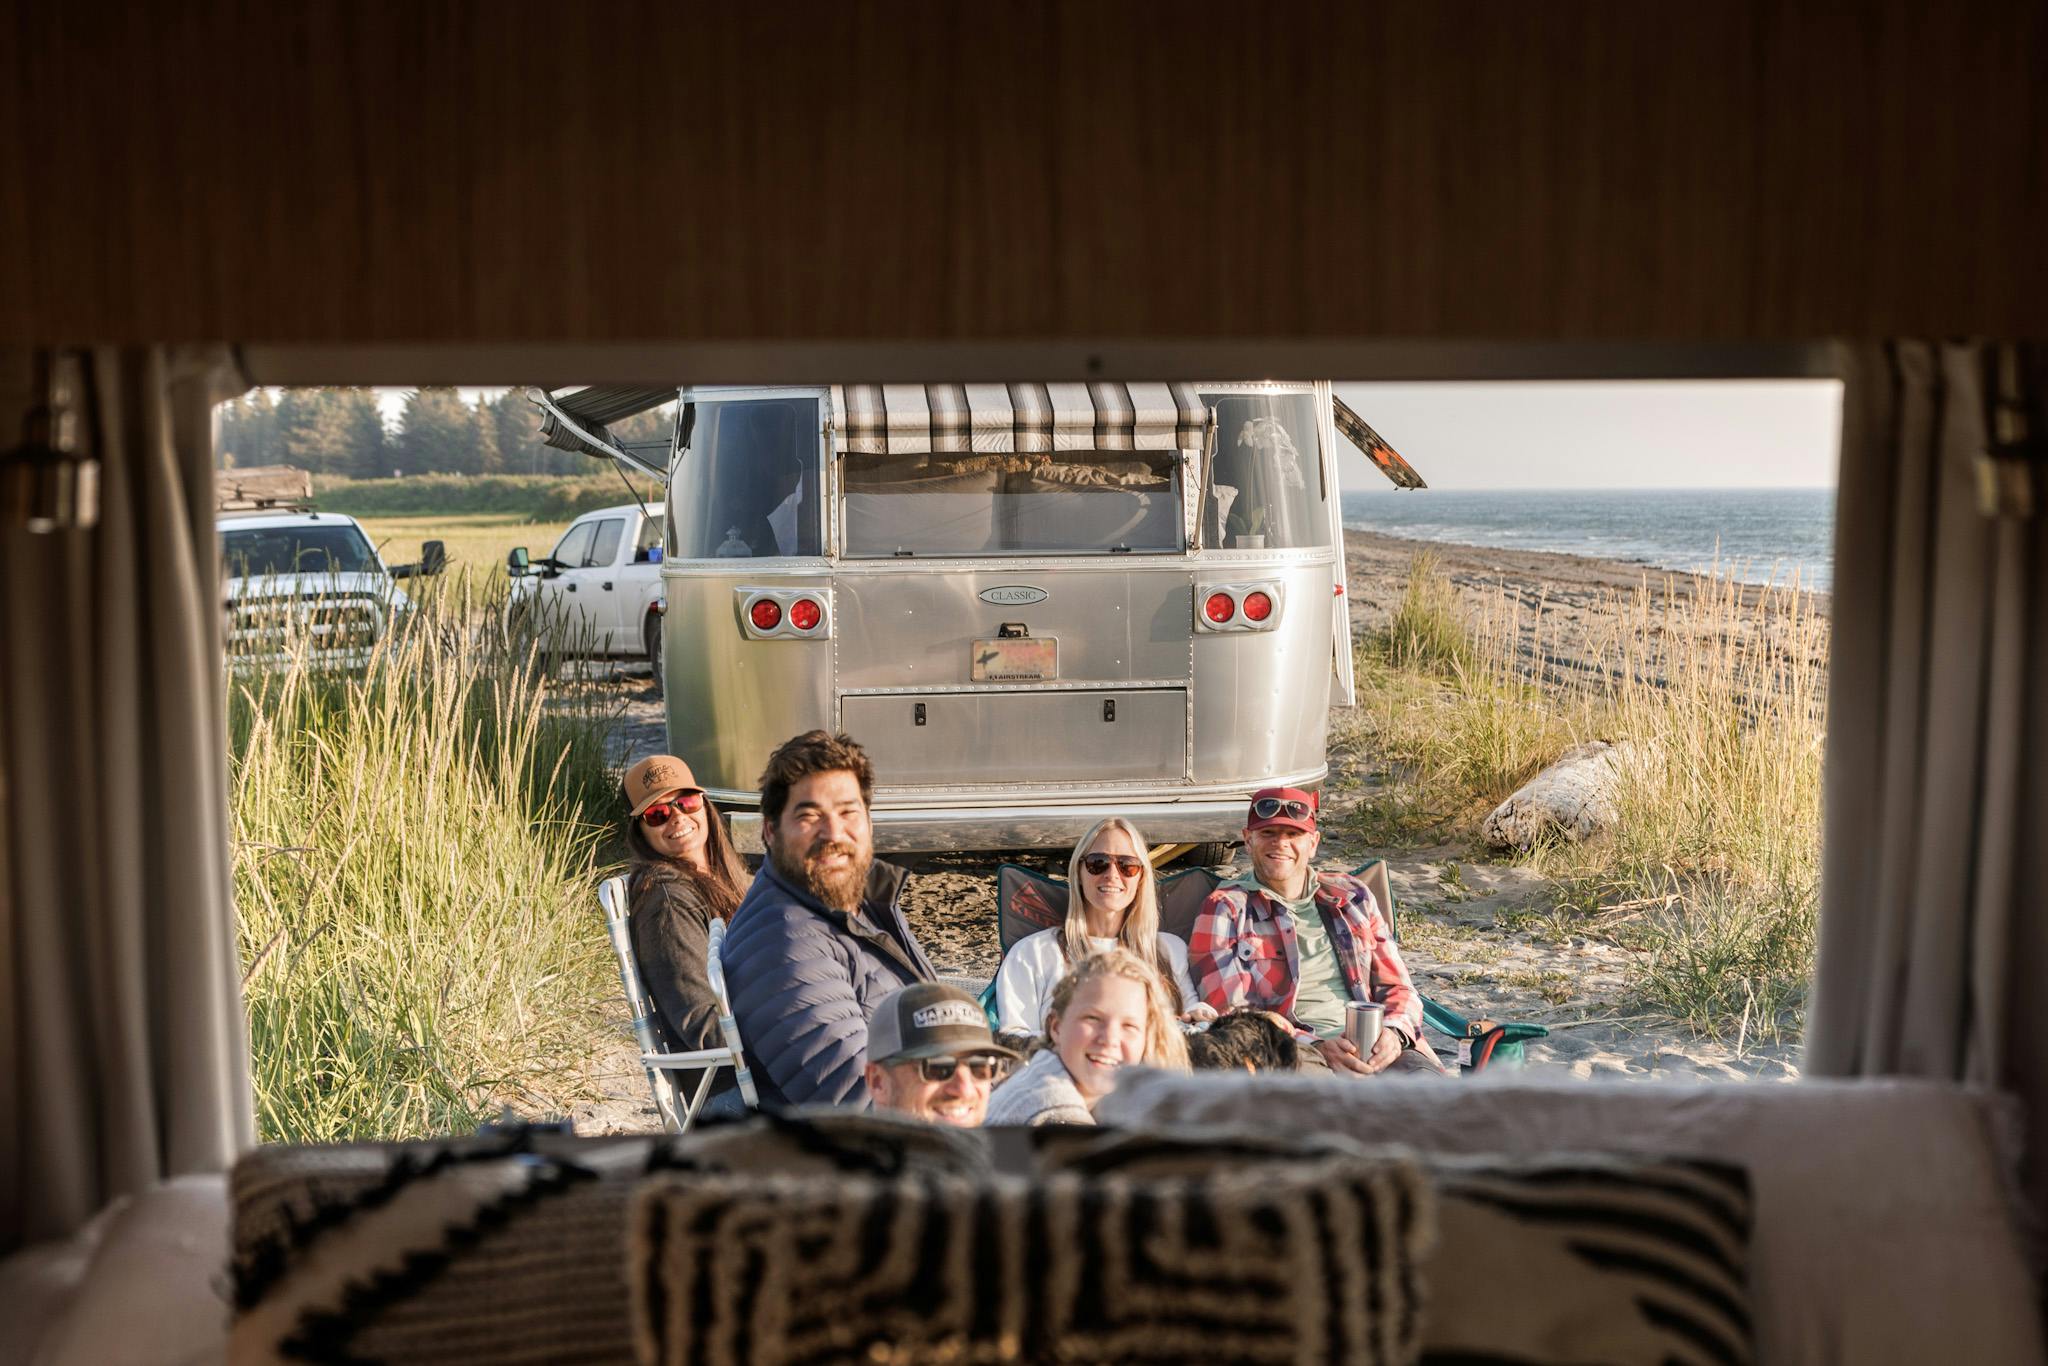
left=1188, top=1009, right=1300, bottom=1073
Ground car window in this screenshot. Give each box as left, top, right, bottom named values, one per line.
left=587, top=518, right=625, bottom=568
left=634, top=513, right=661, bottom=558
left=552, top=521, right=596, bottom=567
left=220, top=523, right=378, bottom=577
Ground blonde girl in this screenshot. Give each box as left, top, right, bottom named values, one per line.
left=993, top=817, right=1210, bottom=1037
left=986, top=948, right=1191, bottom=1125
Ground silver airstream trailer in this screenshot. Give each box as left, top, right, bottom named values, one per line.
left=531, top=382, right=1422, bottom=854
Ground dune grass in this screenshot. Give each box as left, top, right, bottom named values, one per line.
left=229, top=569, right=622, bottom=1141
left=1345, top=552, right=1827, bottom=1043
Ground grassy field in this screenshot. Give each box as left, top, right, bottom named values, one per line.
left=229, top=570, right=622, bottom=1141
left=1343, top=552, right=1827, bottom=1043
left=357, top=512, right=575, bottom=574
left=316, top=471, right=645, bottom=520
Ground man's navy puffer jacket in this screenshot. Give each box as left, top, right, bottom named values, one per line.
left=722, top=857, right=935, bottom=1109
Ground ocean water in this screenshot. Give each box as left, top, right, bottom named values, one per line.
left=1341, top=487, right=1836, bottom=592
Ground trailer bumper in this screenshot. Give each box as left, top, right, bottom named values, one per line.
left=723, top=792, right=1311, bottom=855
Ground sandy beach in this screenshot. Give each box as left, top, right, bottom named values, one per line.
left=579, top=528, right=1806, bottom=1130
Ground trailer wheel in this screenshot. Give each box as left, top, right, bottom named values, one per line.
left=644, top=611, right=664, bottom=698
left=1183, top=841, right=1238, bottom=869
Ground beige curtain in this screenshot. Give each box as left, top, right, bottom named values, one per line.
left=0, top=347, right=254, bottom=1253
left=1808, top=340, right=2048, bottom=1214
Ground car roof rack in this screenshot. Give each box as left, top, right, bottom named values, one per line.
left=215, top=465, right=315, bottom=514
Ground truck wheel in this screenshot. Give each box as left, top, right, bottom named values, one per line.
left=645, top=612, right=664, bottom=697
left=1182, top=841, right=1238, bottom=869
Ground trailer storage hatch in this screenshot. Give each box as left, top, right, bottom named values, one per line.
left=843, top=688, right=1189, bottom=786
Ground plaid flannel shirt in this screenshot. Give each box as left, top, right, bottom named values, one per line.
left=1188, top=870, right=1424, bottom=1046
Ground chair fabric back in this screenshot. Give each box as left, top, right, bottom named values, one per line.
left=994, top=864, right=1224, bottom=953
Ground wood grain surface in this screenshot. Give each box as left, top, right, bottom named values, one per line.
left=2, top=2, right=2042, bottom=344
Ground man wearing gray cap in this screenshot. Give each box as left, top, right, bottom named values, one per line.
left=864, top=983, right=1019, bottom=1128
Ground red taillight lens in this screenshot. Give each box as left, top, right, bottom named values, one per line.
left=789, top=597, right=822, bottom=631
left=748, top=598, right=783, bottom=631
left=1204, top=591, right=1236, bottom=623
left=1242, top=591, right=1273, bottom=622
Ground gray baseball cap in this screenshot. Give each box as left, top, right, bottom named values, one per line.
left=867, top=982, right=1018, bottom=1065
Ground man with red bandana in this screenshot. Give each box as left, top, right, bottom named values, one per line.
left=1189, top=787, right=1442, bottom=1075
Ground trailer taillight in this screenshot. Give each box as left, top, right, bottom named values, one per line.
left=737, top=587, right=834, bottom=640
left=1195, top=580, right=1284, bottom=634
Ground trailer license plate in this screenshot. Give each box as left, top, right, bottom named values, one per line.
left=971, top=637, right=1057, bottom=682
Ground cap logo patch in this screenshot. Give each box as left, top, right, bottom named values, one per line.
left=912, top=1001, right=983, bottom=1029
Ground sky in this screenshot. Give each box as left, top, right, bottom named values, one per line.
left=1332, top=380, right=1843, bottom=492
left=372, top=380, right=1845, bottom=493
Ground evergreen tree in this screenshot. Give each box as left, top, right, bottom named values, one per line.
left=471, top=395, right=504, bottom=474
left=217, top=388, right=283, bottom=468
left=492, top=388, right=557, bottom=475
left=396, top=388, right=476, bottom=475
left=281, top=388, right=382, bottom=476
left=344, top=389, right=391, bottom=478
left=272, top=390, right=318, bottom=472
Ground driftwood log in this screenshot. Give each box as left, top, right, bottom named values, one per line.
left=1482, top=741, right=1637, bottom=850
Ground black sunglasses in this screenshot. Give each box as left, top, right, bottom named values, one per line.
left=1251, top=796, right=1314, bottom=823
left=913, top=1055, right=1010, bottom=1083
left=1081, top=853, right=1147, bottom=878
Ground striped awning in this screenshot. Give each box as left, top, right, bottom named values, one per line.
left=831, top=383, right=1211, bottom=457
left=532, top=385, right=676, bottom=460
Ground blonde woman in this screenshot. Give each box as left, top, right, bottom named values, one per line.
left=994, top=818, right=1213, bottom=1039
left=985, top=949, right=1191, bottom=1125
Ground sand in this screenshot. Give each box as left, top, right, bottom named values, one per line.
left=570, top=529, right=1806, bottom=1131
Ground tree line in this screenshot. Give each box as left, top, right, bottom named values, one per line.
left=215, top=388, right=673, bottom=479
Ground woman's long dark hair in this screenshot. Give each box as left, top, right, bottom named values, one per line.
left=625, top=794, right=750, bottom=920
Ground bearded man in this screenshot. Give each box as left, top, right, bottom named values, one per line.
left=722, top=730, right=937, bottom=1108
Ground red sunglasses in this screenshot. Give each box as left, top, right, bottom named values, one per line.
left=640, top=790, right=706, bottom=826
left=1081, top=853, right=1146, bottom=878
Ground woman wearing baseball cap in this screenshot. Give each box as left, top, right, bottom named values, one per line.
left=622, top=753, right=751, bottom=1113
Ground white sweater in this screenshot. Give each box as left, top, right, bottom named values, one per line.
left=993, top=928, right=1200, bottom=1037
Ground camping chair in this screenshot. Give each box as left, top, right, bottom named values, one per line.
left=1348, top=857, right=1550, bottom=1071
left=596, top=875, right=757, bottom=1132
left=991, top=860, right=1548, bottom=1073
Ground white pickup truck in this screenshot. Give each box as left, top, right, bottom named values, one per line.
left=507, top=501, right=667, bottom=684
left=219, top=509, right=443, bottom=668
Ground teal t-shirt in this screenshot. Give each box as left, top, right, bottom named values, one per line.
left=1278, top=890, right=1351, bottom=1039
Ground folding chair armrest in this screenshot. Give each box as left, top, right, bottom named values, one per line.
left=643, top=1049, right=737, bottom=1068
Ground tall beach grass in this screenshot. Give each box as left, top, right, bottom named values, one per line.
left=1348, top=552, right=1827, bottom=1042
left=229, top=570, right=621, bottom=1141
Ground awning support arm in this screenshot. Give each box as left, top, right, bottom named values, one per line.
left=525, top=387, right=670, bottom=483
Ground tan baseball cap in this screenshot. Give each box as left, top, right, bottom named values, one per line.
left=624, top=754, right=701, bottom=817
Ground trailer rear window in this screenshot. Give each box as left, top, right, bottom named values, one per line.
left=843, top=450, right=1184, bottom=557
left=1200, top=391, right=1329, bottom=549
left=670, top=397, right=825, bottom=559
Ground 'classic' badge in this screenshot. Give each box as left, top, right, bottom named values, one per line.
left=978, top=585, right=1048, bottom=606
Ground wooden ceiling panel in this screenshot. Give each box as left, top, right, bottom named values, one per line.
left=2, top=1, right=2042, bottom=343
